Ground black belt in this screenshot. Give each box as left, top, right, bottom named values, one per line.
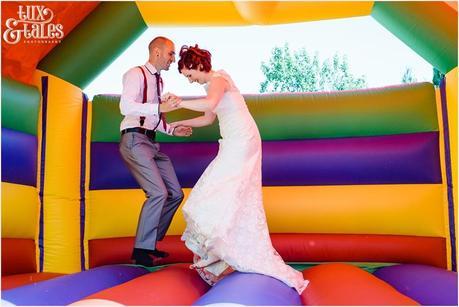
left=121, top=127, right=156, bottom=140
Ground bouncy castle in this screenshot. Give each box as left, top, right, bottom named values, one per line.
left=2, top=1, right=458, bottom=305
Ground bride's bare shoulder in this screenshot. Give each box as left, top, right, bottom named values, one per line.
left=209, top=74, right=230, bottom=91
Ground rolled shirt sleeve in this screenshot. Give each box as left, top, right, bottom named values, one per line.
left=156, top=118, right=175, bottom=136
left=119, top=68, right=160, bottom=117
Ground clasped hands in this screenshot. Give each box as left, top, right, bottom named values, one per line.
left=160, top=93, right=182, bottom=112
left=161, top=93, right=192, bottom=137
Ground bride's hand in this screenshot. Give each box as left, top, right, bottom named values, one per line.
left=169, top=95, right=182, bottom=108
left=161, top=92, right=174, bottom=101
left=163, top=93, right=182, bottom=109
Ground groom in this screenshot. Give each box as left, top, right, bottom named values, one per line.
left=119, top=36, right=191, bottom=266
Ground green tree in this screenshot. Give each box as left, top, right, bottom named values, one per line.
left=401, top=67, right=417, bottom=83
left=432, top=67, right=444, bottom=87
left=260, top=44, right=367, bottom=93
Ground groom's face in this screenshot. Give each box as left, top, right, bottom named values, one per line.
left=158, top=41, right=176, bottom=71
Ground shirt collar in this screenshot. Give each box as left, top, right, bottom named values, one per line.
left=144, top=62, right=158, bottom=75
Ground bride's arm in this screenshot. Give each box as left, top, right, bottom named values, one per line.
left=179, top=77, right=228, bottom=112
left=171, top=111, right=216, bottom=128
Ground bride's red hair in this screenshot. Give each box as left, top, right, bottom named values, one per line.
left=178, top=44, right=212, bottom=73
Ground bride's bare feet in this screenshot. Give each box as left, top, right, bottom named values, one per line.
left=190, top=254, right=224, bottom=270
left=190, top=255, right=220, bottom=269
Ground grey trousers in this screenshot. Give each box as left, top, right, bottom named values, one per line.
left=119, top=132, right=184, bottom=250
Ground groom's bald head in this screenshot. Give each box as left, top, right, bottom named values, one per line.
left=148, top=36, right=176, bottom=71
left=148, top=36, right=173, bottom=54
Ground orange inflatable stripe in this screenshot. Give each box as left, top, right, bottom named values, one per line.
left=301, top=263, right=418, bottom=305
left=1, top=238, right=36, bottom=276
left=88, top=234, right=446, bottom=269
left=1, top=272, right=64, bottom=290
left=86, top=264, right=210, bottom=305
left=1, top=2, right=99, bottom=85
left=271, top=233, right=446, bottom=268
left=88, top=236, right=193, bottom=268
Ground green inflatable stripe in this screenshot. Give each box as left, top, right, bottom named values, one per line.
left=246, top=82, right=438, bottom=141
left=91, top=94, right=219, bottom=142
left=91, top=82, right=438, bottom=143
left=1, top=77, right=40, bottom=135
left=38, top=2, right=147, bottom=88
left=91, top=95, right=124, bottom=141
left=290, top=262, right=396, bottom=274
left=372, top=2, right=457, bottom=74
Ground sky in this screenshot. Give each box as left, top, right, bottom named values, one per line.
left=84, top=15, right=434, bottom=99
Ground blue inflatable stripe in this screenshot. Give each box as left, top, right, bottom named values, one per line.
left=193, top=272, right=302, bottom=305
left=1, top=128, right=37, bottom=186
left=89, top=132, right=441, bottom=190
left=2, top=265, right=148, bottom=305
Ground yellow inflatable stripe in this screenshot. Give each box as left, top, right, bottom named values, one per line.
left=136, top=1, right=373, bottom=26
left=84, top=102, right=93, bottom=270
left=435, top=88, right=451, bottom=269
left=33, top=70, right=83, bottom=273
left=446, top=67, right=457, bottom=209
left=87, top=184, right=444, bottom=240
left=1, top=182, right=39, bottom=239
left=136, top=1, right=248, bottom=26
left=263, top=185, right=444, bottom=236
left=445, top=67, right=457, bottom=270
left=86, top=189, right=189, bottom=240
left=254, top=1, right=374, bottom=24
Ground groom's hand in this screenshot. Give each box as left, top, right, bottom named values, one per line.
left=161, top=92, right=173, bottom=101
left=173, top=126, right=192, bottom=137
left=160, top=93, right=182, bottom=113
left=160, top=98, right=180, bottom=113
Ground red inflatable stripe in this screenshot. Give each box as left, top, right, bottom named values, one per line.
left=89, top=234, right=446, bottom=269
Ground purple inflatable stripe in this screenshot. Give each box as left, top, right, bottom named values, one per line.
left=80, top=93, right=88, bottom=271
left=193, top=272, right=301, bottom=306
left=374, top=264, right=458, bottom=306
left=89, top=132, right=441, bottom=190
left=262, top=131, right=441, bottom=186
left=90, top=141, right=217, bottom=190
left=1, top=265, right=148, bottom=306
left=1, top=128, right=37, bottom=186
left=39, top=76, right=48, bottom=272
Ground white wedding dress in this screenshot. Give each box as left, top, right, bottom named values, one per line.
left=181, top=70, right=308, bottom=294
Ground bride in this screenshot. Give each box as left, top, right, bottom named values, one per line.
left=169, top=44, right=308, bottom=294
